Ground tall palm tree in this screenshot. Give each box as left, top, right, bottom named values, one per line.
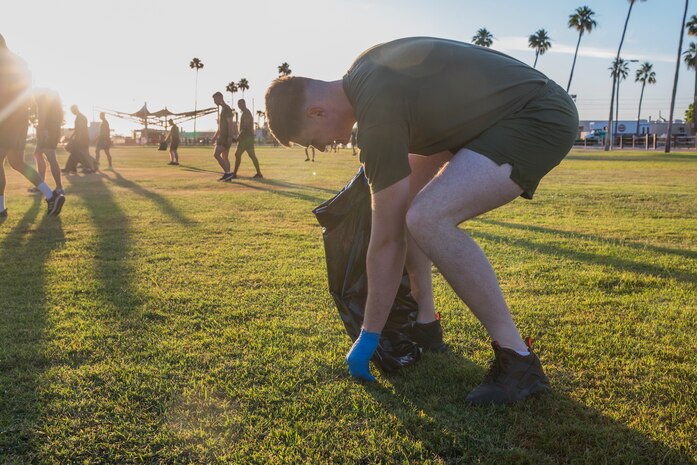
left=278, top=62, right=292, bottom=77
left=609, top=58, right=630, bottom=133
left=528, top=29, right=552, bottom=68
left=189, top=57, right=204, bottom=139
left=237, top=78, right=250, bottom=99
left=684, top=14, right=697, bottom=134
left=605, top=0, right=647, bottom=151
left=635, top=62, right=657, bottom=135
left=226, top=81, right=238, bottom=106
left=472, top=28, right=493, bottom=47
left=566, top=6, right=598, bottom=92
left=666, top=0, right=690, bottom=153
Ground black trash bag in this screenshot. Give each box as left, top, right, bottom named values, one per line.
left=313, top=168, right=420, bottom=372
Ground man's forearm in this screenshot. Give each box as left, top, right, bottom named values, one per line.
left=362, top=236, right=407, bottom=333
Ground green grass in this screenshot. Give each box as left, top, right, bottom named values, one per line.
left=1, top=146, right=695, bottom=464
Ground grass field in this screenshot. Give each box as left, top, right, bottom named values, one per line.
left=1, top=145, right=695, bottom=464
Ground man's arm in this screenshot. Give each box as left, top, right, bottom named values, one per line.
left=346, top=175, right=411, bottom=381
left=363, top=176, right=411, bottom=332
left=225, top=116, right=235, bottom=145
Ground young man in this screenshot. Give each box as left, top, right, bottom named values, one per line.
left=0, top=34, right=64, bottom=217
left=95, top=112, right=113, bottom=169
left=62, top=105, right=97, bottom=175
left=231, top=99, right=263, bottom=179
left=265, top=37, right=578, bottom=405
left=165, top=118, right=180, bottom=165
left=211, top=91, right=234, bottom=181
left=32, top=89, right=65, bottom=200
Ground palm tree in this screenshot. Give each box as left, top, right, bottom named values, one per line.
left=684, top=15, right=697, bottom=134
left=635, top=62, right=657, bottom=135
left=666, top=0, right=689, bottom=153
left=528, top=29, right=552, bottom=68
left=605, top=0, right=646, bottom=151
left=189, top=57, right=204, bottom=139
left=567, top=6, right=598, bottom=92
left=278, top=62, right=292, bottom=77
left=237, top=78, right=249, bottom=99
left=609, top=58, right=630, bottom=133
left=226, top=81, right=238, bottom=106
left=472, top=28, right=493, bottom=47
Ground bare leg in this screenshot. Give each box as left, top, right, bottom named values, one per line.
left=406, top=148, right=527, bottom=352
left=33, top=149, right=47, bottom=181
left=0, top=151, right=7, bottom=196
left=104, top=148, right=113, bottom=167
left=7, top=149, right=42, bottom=186
left=213, top=145, right=230, bottom=172
left=44, top=150, right=62, bottom=190
left=405, top=151, right=452, bottom=323
left=233, top=146, right=243, bottom=174
left=95, top=148, right=101, bottom=165
left=246, top=146, right=262, bottom=175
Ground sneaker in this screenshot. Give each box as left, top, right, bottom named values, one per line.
left=412, top=318, right=448, bottom=353
left=222, top=172, right=237, bottom=182
left=46, top=193, right=66, bottom=216
left=466, top=339, right=551, bottom=406
left=0, top=209, right=7, bottom=218
left=305, top=158, right=310, bottom=162
left=54, top=188, right=65, bottom=196
left=28, top=186, right=41, bottom=194
left=217, top=173, right=230, bottom=181
left=167, top=161, right=175, bottom=165
left=253, top=173, right=263, bottom=179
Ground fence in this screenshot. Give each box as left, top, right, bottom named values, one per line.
left=574, top=134, right=697, bottom=150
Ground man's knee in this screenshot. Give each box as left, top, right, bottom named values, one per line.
left=406, top=203, right=437, bottom=244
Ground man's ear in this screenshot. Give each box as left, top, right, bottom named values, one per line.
left=307, top=106, right=326, bottom=119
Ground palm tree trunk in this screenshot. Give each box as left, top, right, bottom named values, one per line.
left=615, top=80, right=620, bottom=135
left=567, top=31, right=584, bottom=92
left=605, top=1, right=635, bottom=151
left=692, top=68, right=697, bottom=135
left=666, top=0, right=689, bottom=153
left=636, top=81, right=646, bottom=136
left=533, top=51, right=539, bottom=68
left=193, top=69, right=199, bottom=139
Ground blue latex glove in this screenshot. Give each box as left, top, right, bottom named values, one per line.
left=346, top=329, right=380, bottom=382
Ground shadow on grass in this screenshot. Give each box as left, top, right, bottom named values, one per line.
left=365, top=351, right=693, bottom=464
left=234, top=180, right=330, bottom=205
left=0, top=197, right=64, bottom=458
left=469, top=227, right=697, bottom=287
left=100, top=170, right=196, bottom=226
left=479, top=219, right=697, bottom=262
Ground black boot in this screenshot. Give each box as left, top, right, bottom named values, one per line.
left=411, top=319, right=448, bottom=353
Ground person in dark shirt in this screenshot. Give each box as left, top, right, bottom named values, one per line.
left=165, top=119, right=180, bottom=165
left=231, top=99, right=262, bottom=179
left=265, top=37, right=578, bottom=405
left=0, top=33, right=64, bottom=217
left=95, top=112, right=113, bottom=169
left=32, top=89, right=65, bottom=197
left=62, top=105, right=97, bottom=174
left=211, top=91, right=234, bottom=181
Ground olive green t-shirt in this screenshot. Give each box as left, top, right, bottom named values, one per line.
left=219, top=104, right=233, bottom=141
left=342, top=37, right=549, bottom=193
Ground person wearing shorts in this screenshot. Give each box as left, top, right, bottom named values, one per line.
left=165, top=119, right=180, bottom=165
left=32, top=89, right=65, bottom=201
left=0, top=34, right=64, bottom=217
left=265, top=37, right=578, bottom=405
left=95, top=112, right=113, bottom=169
left=231, top=99, right=263, bottom=179
left=211, top=91, right=235, bottom=181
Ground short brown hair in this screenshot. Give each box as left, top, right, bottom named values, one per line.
left=264, top=76, right=310, bottom=147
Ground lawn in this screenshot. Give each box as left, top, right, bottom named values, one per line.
left=1, top=145, right=695, bottom=464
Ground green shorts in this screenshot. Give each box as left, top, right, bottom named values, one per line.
left=236, top=136, right=255, bottom=153
left=465, top=80, right=578, bottom=199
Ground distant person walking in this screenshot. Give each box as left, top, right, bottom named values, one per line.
left=165, top=119, right=180, bottom=165
left=62, top=105, right=97, bottom=174
left=32, top=89, right=65, bottom=199
left=0, top=33, right=64, bottom=217
left=211, top=91, right=234, bottom=181
left=95, top=112, right=113, bottom=169
left=232, top=99, right=263, bottom=179
left=305, top=145, right=315, bottom=162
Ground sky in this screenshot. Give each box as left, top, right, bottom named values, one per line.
left=2, top=0, right=696, bottom=135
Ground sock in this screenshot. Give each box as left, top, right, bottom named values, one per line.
left=346, top=329, right=380, bottom=382
left=0, top=195, right=5, bottom=211
left=37, top=182, right=53, bottom=199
